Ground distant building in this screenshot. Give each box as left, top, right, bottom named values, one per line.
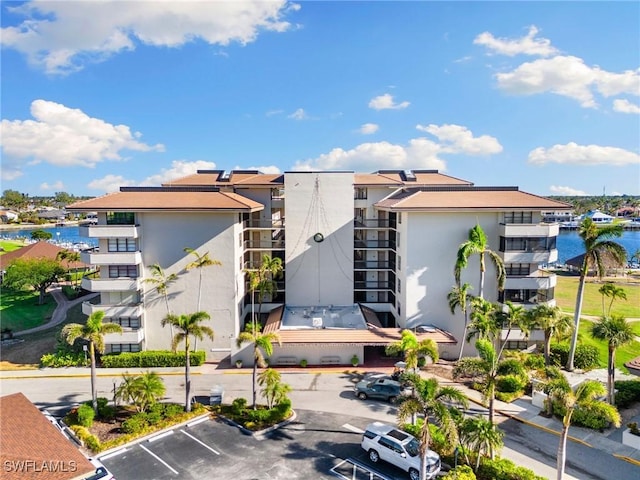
left=0, top=210, right=19, bottom=223
left=68, top=169, right=572, bottom=364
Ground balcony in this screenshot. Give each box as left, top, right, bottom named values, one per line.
left=504, top=272, right=557, bottom=291
left=353, top=280, right=394, bottom=290
left=354, top=240, right=396, bottom=249
left=81, top=277, right=141, bottom=292
left=79, top=225, right=139, bottom=238
left=243, top=240, right=285, bottom=250
left=354, top=219, right=394, bottom=229
left=501, top=249, right=558, bottom=265
left=354, top=260, right=396, bottom=270
left=81, top=251, right=142, bottom=265
left=244, top=219, right=285, bottom=229
left=500, top=328, right=545, bottom=342
left=103, top=328, right=145, bottom=344
left=82, top=302, right=143, bottom=318
left=499, top=223, right=559, bottom=238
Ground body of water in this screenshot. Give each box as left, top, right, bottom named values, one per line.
left=2, top=225, right=639, bottom=265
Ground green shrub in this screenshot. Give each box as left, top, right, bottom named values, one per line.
left=146, top=410, right=163, bottom=425
left=615, top=380, right=640, bottom=409
left=497, top=359, right=526, bottom=377
left=477, top=457, right=545, bottom=480
left=497, top=375, right=527, bottom=393
left=441, top=465, right=477, bottom=480
left=550, top=343, right=600, bottom=370
left=246, top=409, right=271, bottom=424
left=121, top=413, right=149, bottom=434
left=98, top=405, right=115, bottom=421
left=572, top=402, right=615, bottom=430
left=495, top=390, right=524, bottom=403
left=70, top=425, right=101, bottom=452
left=40, top=351, right=87, bottom=368
left=76, top=404, right=95, bottom=428
left=523, top=354, right=545, bottom=370
left=101, top=350, right=206, bottom=368
left=163, top=403, right=185, bottom=418
left=231, top=397, right=248, bottom=416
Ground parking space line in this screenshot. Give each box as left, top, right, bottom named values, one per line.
left=330, top=458, right=391, bottom=480
left=342, top=423, right=364, bottom=434
left=148, top=430, right=174, bottom=442
left=100, top=448, right=127, bottom=460
left=139, top=444, right=179, bottom=475
left=180, top=429, right=220, bottom=455
left=330, top=459, right=351, bottom=480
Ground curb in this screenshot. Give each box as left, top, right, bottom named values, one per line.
left=216, top=409, right=298, bottom=438
left=613, top=453, right=640, bottom=467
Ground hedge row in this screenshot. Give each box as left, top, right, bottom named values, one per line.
left=615, top=380, right=640, bottom=409
left=101, top=350, right=206, bottom=368
left=550, top=343, right=600, bottom=370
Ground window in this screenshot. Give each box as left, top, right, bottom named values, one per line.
left=397, top=302, right=401, bottom=316
left=505, top=264, right=531, bottom=276
left=111, top=317, right=140, bottom=328
left=106, top=212, right=135, bottom=225
left=354, top=187, right=368, bottom=200
left=397, top=279, right=401, bottom=294
left=110, top=343, right=141, bottom=353
left=398, top=213, right=402, bottom=224
left=108, top=238, right=136, bottom=252
left=397, top=255, right=401, bottom=271
left=505, top=340, right=529, bottom=350
left=504, top=211, right=533, bottom=224
left=108, top=265, right=138, bottom=278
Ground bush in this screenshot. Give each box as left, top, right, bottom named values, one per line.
left=615, top=380, right=640, bottom=409
left=76, top=404, right=95, bottom=428
left=442, top=465, right=476, bottom=480
left=497, top=359, right=526, bottom=377
left=121, top=413, right=149, bottom=434
left=497, top=375, right=527, bottom=394
left=477, top=457, right=545, bottom=480
left=70, top=425, right=100, bottom=452
left=40, top=351, right=87, bottom=368
left=496, top=390, right=524, bottom=403
left=163, top=403, right=185, bottom=418
left=572, top=402, right=616, bottom=430
left=550, top=343, right=600, bottom=370
left=523, top=354, right=545, bottom=371
left=231, top=397, right=248, bottom=416
left=101, top=350, right=206, bottom=368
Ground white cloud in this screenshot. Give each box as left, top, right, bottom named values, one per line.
left=368, top=93, right=410, bottom=110
left=1, top=1, right=297, bottom=74
left=416, top=124, right=503, bottom=155
left=528, top=142, right=640, bottom=166
left=359, top=123, right=379, bottom=135
left=40, top=181, right=65, bottom=191
left=88, top=174, right=136, bottom=193
left=549, top=185, right=589, bottom=196
left=141, top=160, right=217, bottom=186
left=0, top=100, right=164, bottom=179
left=613, top=99, right=640, bottom=114
left=287, top=108, right=308, bottom=120
left=265, top=109, right=284, bottom=117
left=474, top=25, right=558, bottom=57
left=595, top=68, right=640, bottom=97
left=294, top=123, right=500, bottom=171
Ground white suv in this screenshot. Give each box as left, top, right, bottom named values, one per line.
left=360, top=422, right=441, bottom=480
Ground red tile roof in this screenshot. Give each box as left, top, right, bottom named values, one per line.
left=0, top=393, right=94, bottom=480
left=0, top=241, right=89, bottom=270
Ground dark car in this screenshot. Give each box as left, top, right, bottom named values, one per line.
left=354, top=378, right=403, bottom=403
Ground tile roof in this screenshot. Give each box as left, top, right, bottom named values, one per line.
left=264, top=307, right=456, bottom=346
left=354, top=171, right=473, bottom=186
left=625, top=356, right=640, bottom=376
left=0, top=241, right=90, bottom=270
left=166, top=170, right=284, bottom=186
left=375, top=187, right=572, bottom=211
left=68, top=188, right=264, bottom=212
left=0, top=393, right=94, bottom=480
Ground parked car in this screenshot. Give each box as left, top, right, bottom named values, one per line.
left=354, top=378, right=404, bottom=403
left=84, top=458, right=116, bottom=480
left=360, top=422, right=441, bottom=480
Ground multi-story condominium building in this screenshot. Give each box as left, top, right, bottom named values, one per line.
left=69, top=169, right=572, bottom=365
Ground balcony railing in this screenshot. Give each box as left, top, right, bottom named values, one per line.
left=354, top=260, right=396, bottom=270
left=82, top=302, right=143, bottom=318
left=243, top=240, right=285, bottom=249
left=81, top=277, right=141, bottom=292
left=354, top=219, right=394, bottom=229
left=79, top=225, right=140, bottom=238
left=501, top=250, right=558, bottom=265
left=353, top=281, right=394, bottom=290
left=244, top=220, right=285, bottom=229
left=103, top=328, right=145, bottom=344
left=504, top=272, right=557, bottom=290
left=499, top=223, right=559, bottom=238
left=81, top=251, right=143, bottom=265
left=354, top=240, right=396, bottom=249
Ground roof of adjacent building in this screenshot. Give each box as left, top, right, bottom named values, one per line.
left=375, top=186, right=573, bottom=211
left=68, top=187, right=264, bottom=212
left=625, top=356, right=640, bottom=376
left=0, top=241, right=89, bottom=270
left=165, top=170, right=284, bottom=187
left=0, top=392, right=95, bottom=480
left=264, top=306, right=457, bottom=346
left=354, top=170, right=473, bottom=187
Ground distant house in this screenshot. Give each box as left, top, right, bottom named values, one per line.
left=582, top=209, right=615, bottom=224
left=0, top=392, right=95, bottom=480
left=626, top=356, right=640, bottom=377
left=0, top=209, right=19, bottom=223
left=0, top=241, right=90, bottom=272
left=565, top=252, right=626, bottom=274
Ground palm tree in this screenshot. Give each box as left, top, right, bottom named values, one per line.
left=460, top=416, right=504, bottom=470
left=247, top=254, right=283, bottom=330
left=62, top=310, right=123, bottom=413
left=454, top=223, right=505, bottom=299
left=397, top=376, right=468, bottom=480
left=258, top=368, right=292, bottom=409
left=551, top=378, right=620, bottom=480
left=56, top=249, right=82, bottom=292
left=236, top=322, right=281, bottom=409
left=162, top=311, right=214, bottom=412
left=183, top=247, right=221, bottom=312
left=496, top=301, right=527, bottom=360
left=526, top=304, right=573, bottom=366
left=598, top=283, right=627, bottom=317
left=117, top=371, right=166, bottom=412
left=143, top=263, right=178, bottom=348
left=590, top=315, right=634, bottom=404
left=453, top=339, right=499, bottom=424
left=465, top=297, right=499, bottom=344
left=566, top=218, right=626, bottom=371
left=385, top=329, right=439, bottom=371
left=447, top=282, right=473, bottom=361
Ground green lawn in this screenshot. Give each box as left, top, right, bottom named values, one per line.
left=579, top=318, right=640, bottom=372
left=554, top=273, right=640, bottom=318
left=0, top=240, right=26, bottom=254
left=0, top=289, right=57, bottom=332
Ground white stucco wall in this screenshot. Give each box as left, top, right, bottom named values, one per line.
left=139, top=211, right=241, bottom=361
left=284, top=172, right=354, bottom=305
left=402, top=211, right=502, bottom=359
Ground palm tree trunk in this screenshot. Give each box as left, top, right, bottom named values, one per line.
left=479, top=255, right=486, bottom=299
left=567, top=272, right=587, bottom=371
left=185, top=339, right=191, bottom=412
left=608, top=346, right=615, bottom=405
left=458, top=315, right=468, bottom=361
left=163, top=295, right=175, bottom=352
left=557, top=424, right=570, bottom=480
left=90, top=342, right=98, bottom=413
left=420, top=419, right=431, bottom=480
left=544, top=333, right=552, bottom=366
left=488, top=391, right=495, bottom=425
left=252, top=351, right=258, bottom=410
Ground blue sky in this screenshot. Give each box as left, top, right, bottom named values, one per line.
left=1, top=1, right=639, bottom=197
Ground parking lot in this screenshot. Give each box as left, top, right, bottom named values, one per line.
left=98, top=409, right=415, bottom=480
